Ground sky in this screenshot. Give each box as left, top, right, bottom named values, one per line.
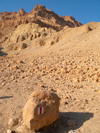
left=0, top=0, right=100, bottom=24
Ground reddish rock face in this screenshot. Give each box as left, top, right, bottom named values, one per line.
left=23, top=90, right=60, bottom=131
left=30, top=4, right=46, bottom=13
left=0, top=4, right=82, bottom=39
left=17, top=8, right=27, bottom=16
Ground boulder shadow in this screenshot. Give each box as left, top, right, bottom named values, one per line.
left=0, top=96, right=13, bottom=99
left=0, top=47, right=8, bottom=56
left=38, top=112, right=94, bottom=133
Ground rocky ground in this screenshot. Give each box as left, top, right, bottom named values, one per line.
left=0, top=14, right=100, bottom=133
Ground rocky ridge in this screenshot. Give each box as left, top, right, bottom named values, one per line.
left=0, top=4, right=82, bottom=38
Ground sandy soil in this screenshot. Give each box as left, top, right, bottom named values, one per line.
left=0, top=22, right=100, bottom=133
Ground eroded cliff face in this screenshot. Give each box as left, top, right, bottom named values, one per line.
left=0, top=4, right=82, bottom=39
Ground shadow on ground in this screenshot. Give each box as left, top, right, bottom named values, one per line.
left=0, top=47, right=8, bottom=56
left=38, top=112, right=94, bottom=133
left=0, top=96, right=13, bottom=99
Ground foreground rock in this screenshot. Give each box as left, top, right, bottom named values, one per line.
left=23, top=90, right=60, bottom=131
left=8, top=118, right=19, bottom=127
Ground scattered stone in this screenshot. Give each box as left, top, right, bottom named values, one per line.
left=23, top=90, right=60, bottom=131
left=61, top=100, right=68, bottom=105
left=50, top=41, right=55, bottom=45
left=2, top=82, right=5, bottom=86
left=40, top=84, right=45, bottom=88
left=12, top=65, right=19, bottom=70
left=61, top=68, right=67, bottom=74
left=98, top=90, right=100, bottom=93
left=7, top=129, right=12, bottom=133
left=72, top=78, right=79, bottom=83
left=68, top=130, right=77, bottom=133
left=84, top=99, right=88, bottom=104
left=16, top=125, right=33, bottom=133
left=17, top=60, right=24, bottom=64
left=8, top=118, right=19, bottom=127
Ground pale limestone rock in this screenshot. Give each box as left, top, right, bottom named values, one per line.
left=8, top=118, right=18, bottom=127
left=7, top=129, right=12, bottom=133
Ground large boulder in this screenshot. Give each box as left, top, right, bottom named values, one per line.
left=23, top=90, right=60, bottom=131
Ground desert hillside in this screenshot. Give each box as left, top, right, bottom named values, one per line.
left=0, top=4, right=100, bottom=133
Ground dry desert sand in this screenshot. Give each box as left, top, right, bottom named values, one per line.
left=0, top=4, right=100, bottom=133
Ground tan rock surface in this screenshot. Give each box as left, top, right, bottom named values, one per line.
left=8, top=118, right=19, bottom=127
left=23, top=90, right=60, bottom=131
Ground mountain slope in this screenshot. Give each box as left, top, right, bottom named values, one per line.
left=1, top=5, right=100, bottom=133
left=0, top=22, right=100, bottom=133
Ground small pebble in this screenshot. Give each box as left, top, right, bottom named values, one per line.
left=68, top=130, right=77, bottom=133
left=7, top=129, right=12, bottom=133
left=8, top=118, right=19, bottom=127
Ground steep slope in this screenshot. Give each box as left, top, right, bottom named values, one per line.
left=0, top=22, right=100, bottom=133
